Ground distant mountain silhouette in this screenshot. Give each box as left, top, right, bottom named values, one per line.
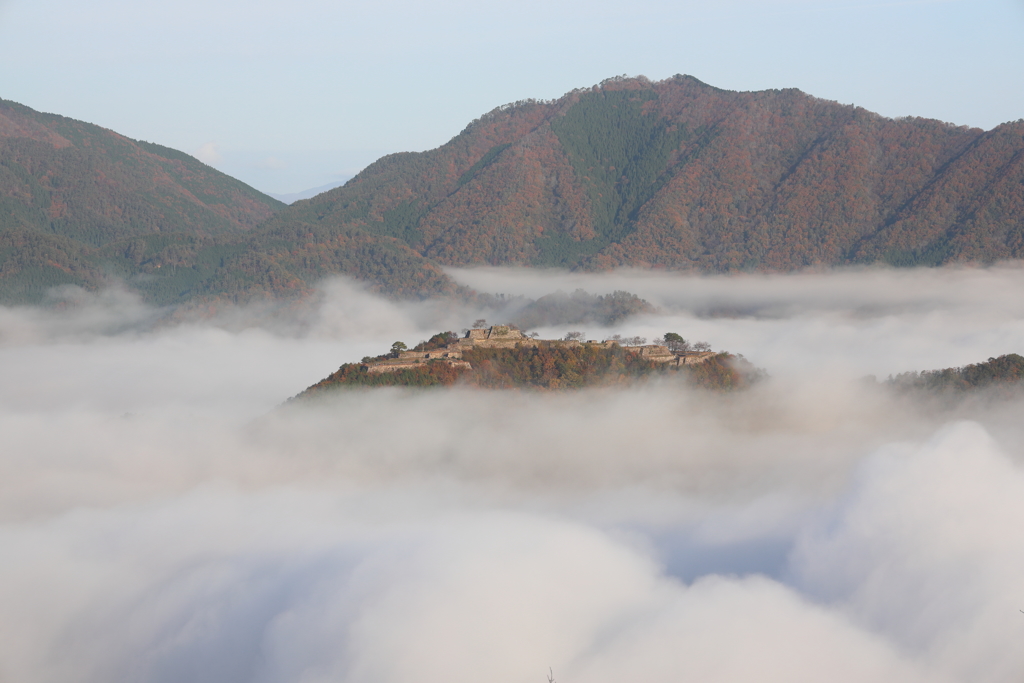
left=268, top=180, right=350, bottom=204
left=888, top=354, right=1024, bottom=395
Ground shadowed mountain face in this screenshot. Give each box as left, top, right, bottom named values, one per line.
left=0, top=100, right=459, bottom=304
left=271, top=75, right=1024, bottom=271
left=0, top=99, right=286, bottom=301
left=0, top=100, right=285, bottom=245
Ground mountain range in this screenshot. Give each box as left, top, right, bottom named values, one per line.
left=2, top=75, right=1023, bottom=305
left=0, top=99, right=453, bottom=304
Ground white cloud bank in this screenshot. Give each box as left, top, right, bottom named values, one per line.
left=192, top=141, right=223, bottom=166
left=1, top=269, right=1023, bottom=682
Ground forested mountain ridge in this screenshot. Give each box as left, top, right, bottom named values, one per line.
left=5, top=75, right=1024, bottom=306
left=0, top=98, right=291, bottom=301
left=888, top=353, right=1024, bottom=395
left=0, top=99, right=462, bottom=304
left=0, top=99, right=285, bottom=244
left=270, top=75, right=1024, bottom=271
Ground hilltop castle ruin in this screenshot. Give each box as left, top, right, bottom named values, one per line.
left=363, top=326, right=715, bottom=374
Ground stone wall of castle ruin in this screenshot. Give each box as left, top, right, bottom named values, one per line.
left=364, top=359, right=471, bottom=374
left=634, top=345, right=676, bottom=362
left=399, top=349, right=464, bottom=361
left=365, top=361, right=427, bottom=374
left=679, top=351, right=716, bottom=366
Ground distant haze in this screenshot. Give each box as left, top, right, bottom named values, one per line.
left=2, top=268, right=1024, bottom=681
left=268, top=179, right=349, bottom=204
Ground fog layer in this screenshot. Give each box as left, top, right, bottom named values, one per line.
left=2, top=269, right=1023, bottom=683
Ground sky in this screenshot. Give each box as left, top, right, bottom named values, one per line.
left=3, top=268, right=1024, bottom=681
left=1, top=0, right=1023, bottom=194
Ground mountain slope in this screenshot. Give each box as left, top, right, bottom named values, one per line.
left=7, top=76, right=1024, bottom=307
left=0, top=100, right=461, bottom=304
left=267, top=75, right=1024, bottom=271
left=0, top=99, right=284, bottom=245
left=0, top=98, right=292, bottom=301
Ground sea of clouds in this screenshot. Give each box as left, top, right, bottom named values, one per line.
left=2, top=266, right=1024, bottom=683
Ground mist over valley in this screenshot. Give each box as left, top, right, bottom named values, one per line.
left=3, top=48, right=1024, bottom=683
left=2, top=267, right=1024, bottom=682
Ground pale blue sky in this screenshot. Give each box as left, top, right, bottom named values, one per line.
left=1, top=0, right=1022, bottom=194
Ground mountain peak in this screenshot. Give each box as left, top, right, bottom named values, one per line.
left=267, top=74, right=1023, bottom=273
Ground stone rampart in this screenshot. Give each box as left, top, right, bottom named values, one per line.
left=364, top=360, right=427, bottom=374
left=631, top=345, right=676, bottom=362
left=461, top=326, right=541, bottom=349
left=364, top=358, right=471, bottom=374
left=399, top=349, right=463, bottom=361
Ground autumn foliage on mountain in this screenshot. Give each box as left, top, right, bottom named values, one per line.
left=0, top=99, right=290, bottom=301
left=0, top=99, right=457, bottom=304
left=4, top=74, right=1024, bottom=305
left=275, top=74, right=1024, bottom=273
